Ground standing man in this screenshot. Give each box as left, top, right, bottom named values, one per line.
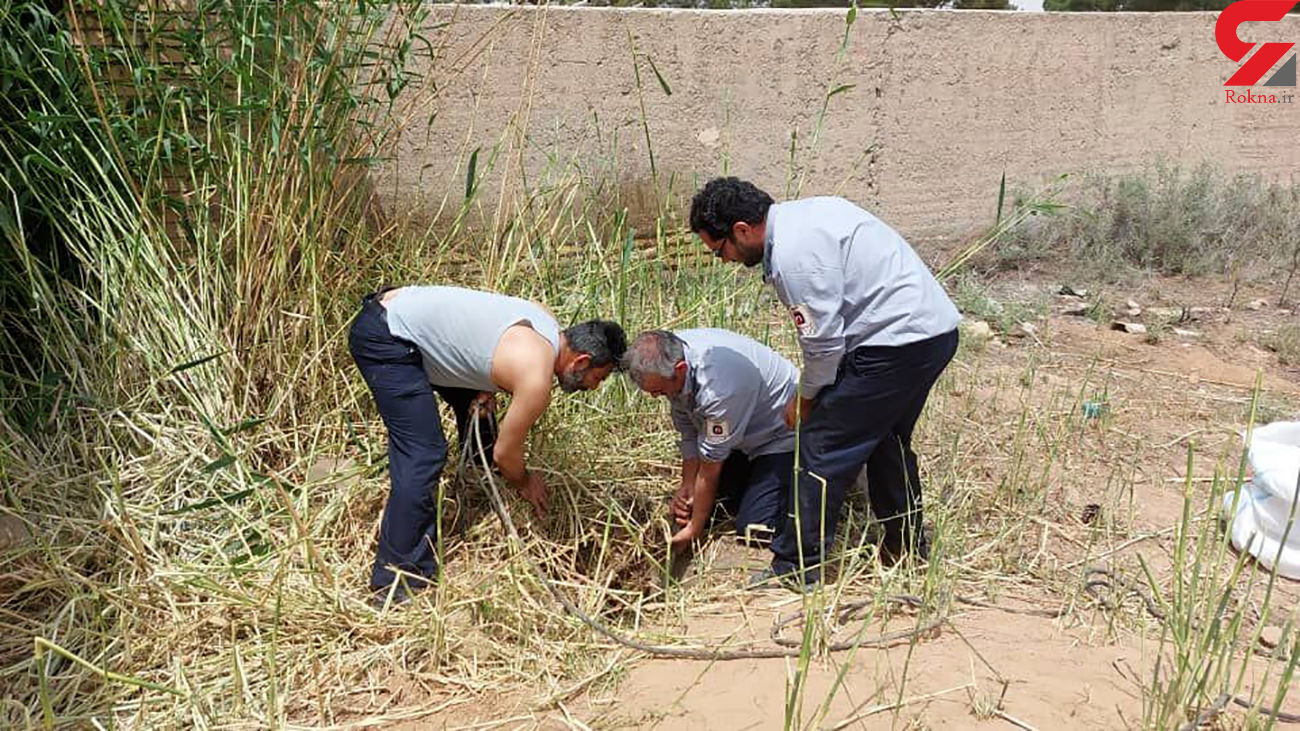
left=689, top=177, right=960, bottom=587
left=623, top=329, right=798, bottom=550
left=348, top=285, right=626, bottom=603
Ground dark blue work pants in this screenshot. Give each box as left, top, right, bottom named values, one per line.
left=770, top=329, right=958, bottom=575
left=715, top=450, right=794, bottom=545
left=348, top=292, right=496, bottom=589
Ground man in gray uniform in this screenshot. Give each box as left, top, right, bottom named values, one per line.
left=348, top=285, right=626, bottom=603
left=623, top=329, right=798, bottom=551
left=689, top=177, right=961, bottom=587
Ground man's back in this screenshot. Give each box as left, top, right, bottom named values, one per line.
left=672, top=328, right=798, bottom=461
left=383, top=286, right=560, bottom=392
left=764, top=197, right=960, bottom=351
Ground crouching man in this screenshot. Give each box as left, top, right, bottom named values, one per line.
left=348, top=285, right=626, bottom=603
left=623, top=329, right=799, bottom=551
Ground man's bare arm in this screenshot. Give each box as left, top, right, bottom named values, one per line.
left=493, top=373, right=550, bottom=484
left=489, top=326, right=556, bottom=515
left=671, top=459, right=723, bottom=549
left=673, top=458, right=701, bottom=525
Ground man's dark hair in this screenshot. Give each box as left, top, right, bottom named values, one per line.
left=563, top=320, right=627, bottom=369
left=689, top=177, right=775, bottom=241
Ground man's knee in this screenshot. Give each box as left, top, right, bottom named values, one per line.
left=734, top=492, right=782, bottom=547
left=391, top=440, right=448, bottom=498
left=388, top=474, right=442, bottom=514
left=396, top=434, right=447, bottom=472
left=802, top=440, right=876, bottom=492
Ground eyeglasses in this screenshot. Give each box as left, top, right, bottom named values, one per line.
left=711, top=237, right=729, bottom=259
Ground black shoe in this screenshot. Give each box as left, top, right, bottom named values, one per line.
left=369, top=581, right=425, bottom=609
left=747, top=564, right=821, bottom=593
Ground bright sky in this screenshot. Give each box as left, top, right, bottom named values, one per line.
left=1017, top=0, right=1046, bottom=10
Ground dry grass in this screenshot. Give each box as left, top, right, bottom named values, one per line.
left=11, top=259, right=1300, bottom=729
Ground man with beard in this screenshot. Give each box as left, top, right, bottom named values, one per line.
left=689, top=178, right=960, bottom=589
left=349, top=285, right=626, bottom=603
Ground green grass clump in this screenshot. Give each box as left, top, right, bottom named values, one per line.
left=991, top=163, right=1300, bottom=288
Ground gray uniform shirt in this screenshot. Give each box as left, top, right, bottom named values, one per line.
left=762, top=197, right=961, bottom=397
left=668, top=328, right=799, bottom=463
left=384, top=286, right=561, bottom=392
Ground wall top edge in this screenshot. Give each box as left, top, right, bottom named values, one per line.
left=424, top=4, right=1236, bottom=18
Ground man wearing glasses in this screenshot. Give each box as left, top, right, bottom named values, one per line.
left=689, top=177, right=960, bottom=589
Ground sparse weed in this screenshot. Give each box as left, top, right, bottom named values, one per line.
left=993, top=163, right=1300, bottom=287
left=1265, top=324, right=1300, bottom=367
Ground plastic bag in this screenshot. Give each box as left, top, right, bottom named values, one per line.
left=1222, top=421, right=1300, bottom=579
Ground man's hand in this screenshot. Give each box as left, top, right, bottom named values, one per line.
left=670, top=459, right=721, bottom=553
left=671, top=487, right=693, bottom=526
left=669, top=520, right=703, bottom=552
left=783, top=395, right=817, bottom=430
left=513, top=471, right=549, bottom=519
left=471, top=391, right=496, bottom=416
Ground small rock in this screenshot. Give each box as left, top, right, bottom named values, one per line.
left=1172, top=328, right=1201, bottom=338
left=1248, top=299, right=1268, bottom=311
left=1260, top=625, right=1286, bottom=649
left=1059, top=285, right=1089, bottom=298
left=0, top=515, right=32, bottom=551
left=1126, top=299, right=1141, bottom=312
left=1063, top=304, right=1091, bottom=317
left=963, top=320, right=994, bottom=341
left=1080, top=503, right=1102, bottom=525
left=306, top=457, right=356, bottom=485
left=1111, top=321, right=1147, bottom=334
left=1008, top=322, right=1037, bottom=339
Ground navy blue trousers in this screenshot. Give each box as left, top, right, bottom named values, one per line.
left=771, top=329, right=958, bottom=575
left=348, top=293, right=496, bottom=589
left=715, top=450, right=794, bottom=544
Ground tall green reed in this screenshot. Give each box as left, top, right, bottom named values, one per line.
left=2, top=1, right=433, bottom=725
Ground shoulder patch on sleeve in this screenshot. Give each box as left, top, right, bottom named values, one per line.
left=703, top=418, right=732, bottom=444
left=790, top=304, right=816, bottom=337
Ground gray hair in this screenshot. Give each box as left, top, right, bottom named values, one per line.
left=623, top=330, right=685, bottom=384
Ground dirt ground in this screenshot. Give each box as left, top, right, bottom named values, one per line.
left=410, top=273, right=1300, bottom=731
